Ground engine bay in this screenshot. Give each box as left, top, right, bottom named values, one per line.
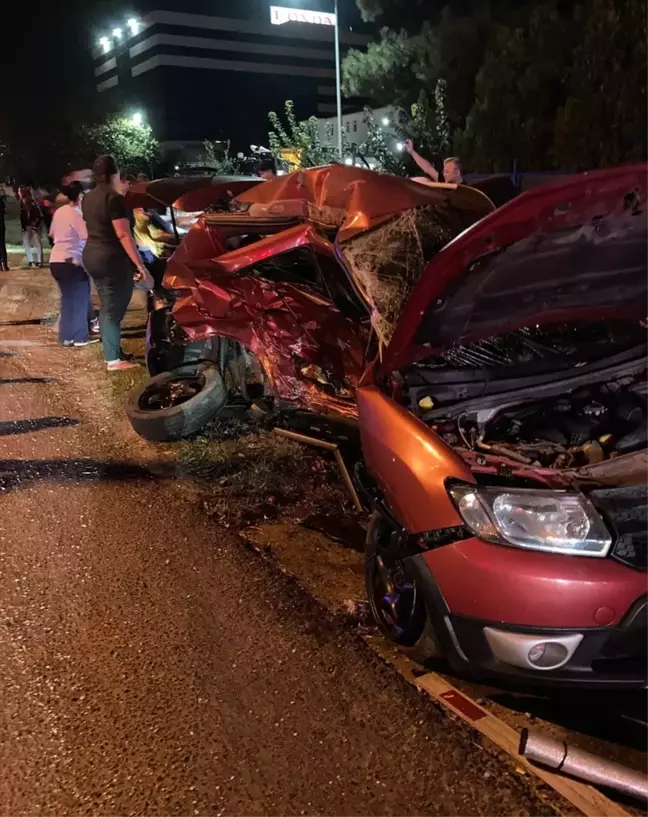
left=405, top=320, right=648, bottom=471
left=435, top=379, right=646, bottom=469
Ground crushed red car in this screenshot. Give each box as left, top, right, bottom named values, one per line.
left=126, top=164, right=648, bottom=688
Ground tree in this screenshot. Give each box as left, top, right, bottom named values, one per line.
left=433, top=79, right=451, bottom=157
left=343, top=7, right=493, bottom=140
left=201, top=140, right=241, bottom=174
left=553, top=0, right=647, bottom=169
left=355, top=0, right=433, bottom=30
left=78, top=116, right=160, bottom=175
left=268, top=100, right=347, bottom=168
left=343, top=29, right=417, bottom=107
left=455, top=2, right=580, bottom=171
left=358, top=107, right=408, bottom=175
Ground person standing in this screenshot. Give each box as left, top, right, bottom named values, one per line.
left=49, top=182, right=97, bottom=348
left=0, top=186, right=8, bottom=271
left=81, top=155, right=153, bottom=372
left=18, top=186, right=44, bottom=267
left=39, top=187, right=56, bottom=247
left=442, top=156, right=464, bottom=185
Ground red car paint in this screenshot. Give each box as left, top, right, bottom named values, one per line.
left=159, top=164, right=647, bottom=682
left=356, top=385, right=474, bottom=533
left=421, top=537, right=648, bottom=628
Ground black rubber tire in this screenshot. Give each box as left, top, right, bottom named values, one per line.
left=125, top=363, right=227, bottom=442
left=365, top=511, right=441, bottom=665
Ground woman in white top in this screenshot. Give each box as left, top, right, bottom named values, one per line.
left=49, top=182, right=97, bottom=347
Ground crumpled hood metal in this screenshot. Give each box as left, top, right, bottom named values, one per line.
left=234, top=164, right=493, bottom=242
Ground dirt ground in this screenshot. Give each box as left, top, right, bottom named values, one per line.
left=0, top=274, right=575, bottom=816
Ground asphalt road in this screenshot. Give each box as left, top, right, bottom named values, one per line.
left=0, top=270, right=562, bottom=816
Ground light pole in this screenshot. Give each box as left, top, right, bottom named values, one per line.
left=333, top=0, right=343, bottom=159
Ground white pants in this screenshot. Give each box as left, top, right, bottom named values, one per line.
left=23, top=227, right=43, bottom=265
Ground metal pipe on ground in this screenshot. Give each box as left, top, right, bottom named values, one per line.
left=520, top=729, right=648, bottom=804
left=273, top=428, right=363, bottom=512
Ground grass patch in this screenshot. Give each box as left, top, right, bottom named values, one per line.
left=88, top=324, right=149, bottom=403
left=89, top=298, right=359, bottom=533
left=177, top=415, right=355, bottom=529
left=107, top=364, right=149, bottom=404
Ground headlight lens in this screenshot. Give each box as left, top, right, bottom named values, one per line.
left=448, top=484, right=612, bottom=557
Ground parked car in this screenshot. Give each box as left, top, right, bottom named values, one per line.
left=125, top=174, right=262, bottom=240
left=126, top=164, right=647, bottom=688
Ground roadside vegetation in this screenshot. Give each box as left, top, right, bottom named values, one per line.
left=176, top=415, right=355, bottom=530
left=102, top=322, right=359, bottom=534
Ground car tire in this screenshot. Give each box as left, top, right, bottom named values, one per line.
left=365, top=510, right=441, bottom=664
left=125, top=363, right=227, bottom=442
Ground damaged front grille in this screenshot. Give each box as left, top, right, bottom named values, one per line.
left=591, top=485, right=648, bottom=570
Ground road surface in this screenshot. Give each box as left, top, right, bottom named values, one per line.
left=0, top=269, right=562, bottom=816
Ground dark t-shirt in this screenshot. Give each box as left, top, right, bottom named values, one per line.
left=81, top=183, right=128, bottom=251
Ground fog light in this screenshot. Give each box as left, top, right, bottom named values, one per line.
left=527, top=641, right=569, bottom=669
left=484, top=627, right=583, bottom=672
left=528, top=644, right=546, bottom=664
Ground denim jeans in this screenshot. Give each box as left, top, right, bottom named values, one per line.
left=83, top=247, right=135, bottom=363
left=23, top=226, right=43, bottom=265
left=92, top=273, right=134, bottom=362
left=49, top=262, right=92, bottom=344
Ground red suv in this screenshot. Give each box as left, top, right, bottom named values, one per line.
left=127, top=164, right=648, bottom=688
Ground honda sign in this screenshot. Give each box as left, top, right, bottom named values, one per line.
left=270, top=5, right=336, bottom=26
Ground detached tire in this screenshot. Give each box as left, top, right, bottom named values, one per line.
left=126, top=363, right=227, bottom=442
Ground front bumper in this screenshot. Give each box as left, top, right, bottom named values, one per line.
left=409, top=554, right=647, bottom=689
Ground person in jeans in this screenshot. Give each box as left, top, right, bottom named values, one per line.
left=49, top=182, right=98, bottom=348
left=18, top=186, right=44, bottom=267
left=0, top=186, right=8, bottom=271
left=81, top=155, right=153, bottom=372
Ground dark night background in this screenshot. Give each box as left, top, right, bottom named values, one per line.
left=3, top=0, right=646, bottom=181
left=2, top=0, right=365, bottom=181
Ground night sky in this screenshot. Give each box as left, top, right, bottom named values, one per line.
left=2, top=0, right=363, bottom=180
left=7, top=0, right=358, bottom=119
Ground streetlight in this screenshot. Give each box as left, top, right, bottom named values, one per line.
left=112, top=27, right=123, bottom=40
left=127, top=18, right=140, bottom=36
left=333, top=0, right=342, bottom=160
left=98, top=36, right=111, bottom=54
left=131, top=111, right=144, bottom=126
left=381, top=116, right=390, bottom=127
left=267, top=2, right=342, bottom=159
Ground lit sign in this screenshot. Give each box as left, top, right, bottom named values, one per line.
left=270, top=5, right=336, bottom=26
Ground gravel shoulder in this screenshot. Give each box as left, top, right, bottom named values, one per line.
left=0, top=270, right=587, bottom=815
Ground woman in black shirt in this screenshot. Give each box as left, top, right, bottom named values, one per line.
left=82, top=155, right=153, bottom=371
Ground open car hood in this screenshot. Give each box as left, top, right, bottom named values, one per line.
left=127, top=175, right=261, bottom=212
left=379, top=164, right=648, bottom=374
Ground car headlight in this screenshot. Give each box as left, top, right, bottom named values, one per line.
left=448, top=484, right=612, bottom=557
